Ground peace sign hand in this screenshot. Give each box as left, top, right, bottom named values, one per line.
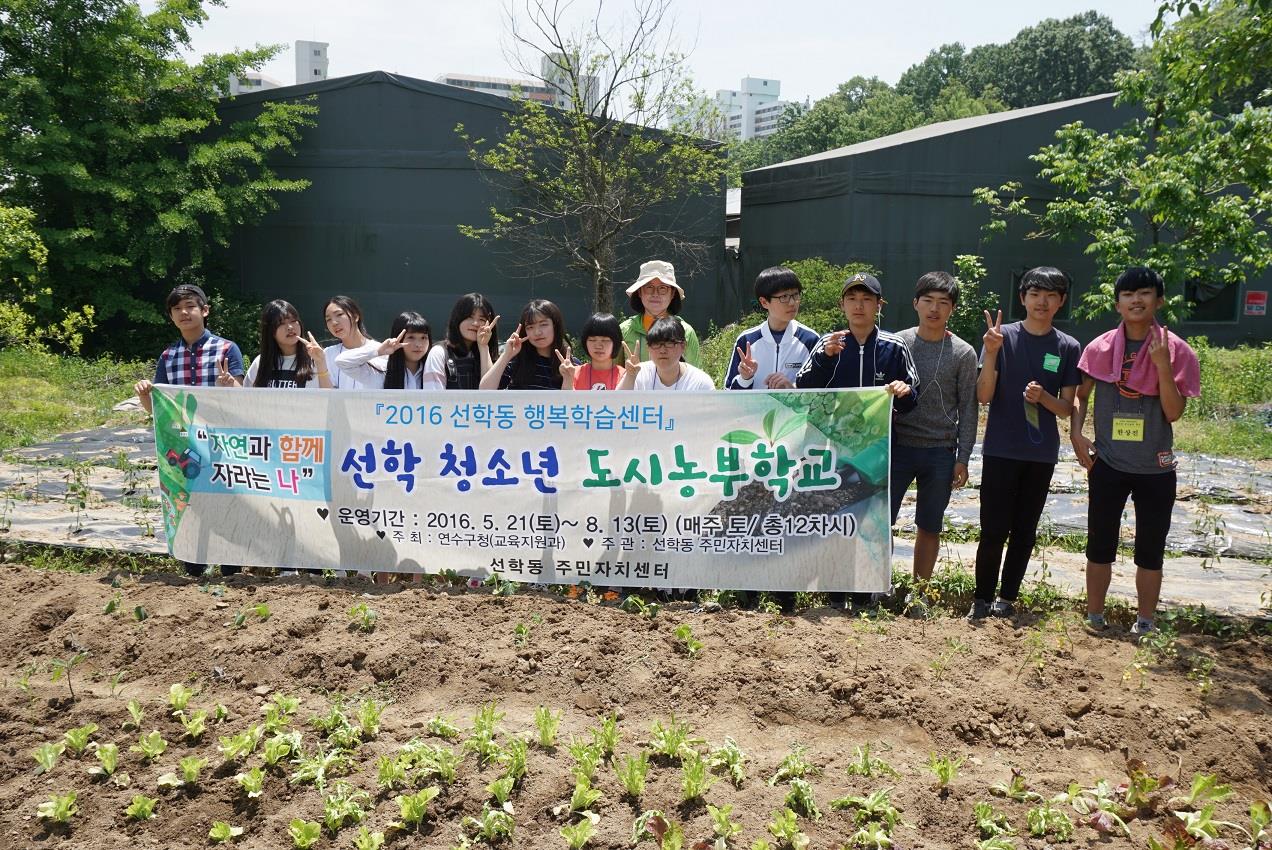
left=377, top=330, right=406, bottom=357
left=622, top=341, right=642, bottom=372
left=1146, top=324, right=1172, bottom=369
left=557, top=345, right=578, bottom=382
left=505, top=324, right=525, bottom=356
left=982, top=309, right=1004, bottom=356
left=736, top=341, right=758, bottom=379
left=476, top=315, right=500, bottom=347
left=304, top=331, right=327, bottom=368
left=215, top=356, right=238, bottom=387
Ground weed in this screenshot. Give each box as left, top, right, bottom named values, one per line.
left=617, top=750, right=650, bottom=798
left=708, top=736, right=748, bottom=787
left=929, top=637, right=970, bottom=680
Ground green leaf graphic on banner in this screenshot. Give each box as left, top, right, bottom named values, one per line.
left=721, top=429, right=764, bottom=445
left=772, top=413, right=808, bottom=442
left=761, top=408, right=777, bottom=440
left=151, top=389, right=199, bottom=550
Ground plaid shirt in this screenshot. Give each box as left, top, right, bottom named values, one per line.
left=153, top=329, right=245, bottom=386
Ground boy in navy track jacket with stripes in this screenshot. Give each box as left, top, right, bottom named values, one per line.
left=794, top=272, right=918, bottom=415
left=724, top=265, right=820, bottom=390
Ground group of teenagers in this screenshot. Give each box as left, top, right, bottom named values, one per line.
left=133, top=258, right=1200, bottom=635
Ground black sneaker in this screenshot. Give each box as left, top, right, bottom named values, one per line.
left=966, top=599, right=991, bottom=621
left=989, top=599, right=1015, bottom=618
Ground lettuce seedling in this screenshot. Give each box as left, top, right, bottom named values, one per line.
left=926, top=752, right=962, bottom=792
left=769, top=745, right=819, bottom=785
left=158, top=755, right=209, bottom=789
left=488, top=775, right=515, bottom=808
left=103, top=593, right=121, bottom=615
left=289, top=746, right=351, bottom=791
left=376, top=755, right=410, bottom=791
left=462, top=805, right=515, bottom=843
left=1122, top=757, right=1175, bottom=812
left=569, top=738, right=604, bottom=783
left=34, top=742, right=65, bottom=774
left=168, top=683, right=194, bottom=714
left=631, top=810, right=667, bottom=844
left=648, top=714, right=703, bottom=763
left=1167, top=773, right=1233, bottom=811
left=322, top=780, right=370, bottom=835
left=131, top=730, right=167, bottom=762
left=133, top=605, right=148, bottom=621
left=560, top=818, right=596, bottom=849
left=208, top=821, right=244, bottom=843
left=844, top=743, right=899, bottom=779
left=620, top=595, right=660, bottom=618
left=37, top=792, right=77, bottom=824
left=766, top=808, right=809, bottom=850
left=569, top=777, right=603, bottom=814
left=591, top=712, right=620, bottom=756
left=125, top=698, right=144, bottom=730
left=411, top=742, right=459, bottom=785
left=707, top=803, right=743, bottom=844
left=673, top=624, right=704, bottom=657
left=830, top=788, right=904, bottom=833
left=500, top=737, right=528, bottom=783
left=512, top=622, right=531, bottom=647
left=235, top=766, right=265, bottom=798
left=263, top=732, right=300, bottom=768
left=617, top=751, right=650, bottom=798
left=1248, top=800, right=1270, bottom=848
left=534, top=706, right=562, bottom=747
left=1175, top=803, right=1244, bottom=842
left=348, top=601, right=378, bottom=633
left=62, top=723, right=98, bottom=756
left=351, top=826, right=385, bottom=850
left=975, top=837, right=1015, bottom=850
left=181, top=709, right=208, bottom=741
left=126, top=794, right=158, bottom=820
left=784, top=778, right=820, bottom=820
left=427, top=713, right=462, bottom=740
left=849, top=823, right=892, bottom=849
left=218, top=728, right=258, bottom=763
left=1025, top=801, right=1073, bottom=839
left=990, top=769, right=1041, bottom=803
left=1072, top=780, right=1132, bottom=836
left=973, top=801, right=1014, bottom=838
left=464, top=701, right=506, bottom=765
left=89, top=742, right=119, bottom=778
left=289, top=819, right=321, bottom=849
left=708, top=737, right=748, bottom=787
left=681, top=752, right=715, bottom=802
left=355, top=698, right=383, bottom=738
left=393, top=786, right=440, bottom=831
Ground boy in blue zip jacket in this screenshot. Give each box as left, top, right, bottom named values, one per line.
left=795, top=272, right=918, bottom=411
left=724, top=266, right=821, bottom=389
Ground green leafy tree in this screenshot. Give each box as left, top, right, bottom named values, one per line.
left=975, top=0, right=1272, bottom=319
left=457, top=0, right=727, bottom=313
left=0, top=203, right=94, bottom=351
left=0, top=0, right=316, bottom=354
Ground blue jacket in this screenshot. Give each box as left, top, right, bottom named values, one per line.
left=794, top=327, right=919, bottom=415
left=724, top=319, right=821, bottom=389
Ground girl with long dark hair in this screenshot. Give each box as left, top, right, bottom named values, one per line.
left=244, top=300, right=331, bottom=389
left=322, top=295, right=380, bottom=389
left=422, top=293, right=499, bottom=389
left=480, top=299, right=573, bottom=390
left=334, top=311, right=432, bottom=389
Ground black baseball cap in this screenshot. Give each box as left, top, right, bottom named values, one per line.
left=841, top=272, right=882, bottom=298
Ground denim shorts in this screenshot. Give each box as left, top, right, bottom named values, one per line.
left=890, top=444, right=957, bottom=533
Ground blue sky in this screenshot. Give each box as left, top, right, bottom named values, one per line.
left=155, top=0, right=1160, bottom=104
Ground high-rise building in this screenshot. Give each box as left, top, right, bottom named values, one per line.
left=227, top=72, right=283, bottom=96
left=715, top=77, right=792, bottom=140
left=540, top=54, right=600, bottom=114
left=296, top=40, right=329, bottom=84
left=434, top=73, right=554, bottom=102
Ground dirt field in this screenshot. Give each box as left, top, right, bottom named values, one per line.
left=1, top=565, right=1268, bottom=850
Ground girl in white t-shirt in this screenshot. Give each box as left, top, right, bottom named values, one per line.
left=335, top=311, right=432, bottom=389
left=244, top=300, right=331, bottom=389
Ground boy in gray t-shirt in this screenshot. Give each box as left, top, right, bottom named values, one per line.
left=1071, top=267, right=1201, bottom=635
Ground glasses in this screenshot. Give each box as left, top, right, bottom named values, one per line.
left=649, top=341, right=683, bottom=351
left=769, top=292, right=802, bottom=304
left=643, top=284, right=674, bottom=296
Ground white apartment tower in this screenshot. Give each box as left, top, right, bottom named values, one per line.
left=715, top=77, right=790, bottom=140
left=541, top=54, right=600, bottom=114
left=296, top=40, right=329, bottom=84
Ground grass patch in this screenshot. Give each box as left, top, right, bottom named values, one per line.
left=0, top=347, right=150, bottom=454
left=1173, top=412, right=1272, bottom=459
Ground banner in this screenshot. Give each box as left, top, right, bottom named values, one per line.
left=151, top=387, right=893, bottom=591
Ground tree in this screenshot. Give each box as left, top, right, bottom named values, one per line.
left=457, top=0, right=727, bottom=313
left=0, top=203, right=93, bottom=352
left=992, top=11, right=1136, bottom=108
left=974, top=0, right=1272, bottom=319
left=0, top=0, right=316, bottom=354
left=896, top=43, right=968, bottom=112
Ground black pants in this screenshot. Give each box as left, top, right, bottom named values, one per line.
left=182, top=562, right=241, bottom=577
left=1085, top=458, right=1176, bottom=570
left=974, top=455, right=1055, bottom=603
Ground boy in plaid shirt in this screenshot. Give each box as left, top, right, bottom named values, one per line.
left=134, top=284, right=245, bottom=415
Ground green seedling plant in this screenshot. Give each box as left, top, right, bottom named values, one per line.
left=108, top=669, right=127, bottom=697
left=621, top=594, right=660, bottom=618
left=766, top=808, right=810, bottom=850
left=973, top=801, right=1014, bottom=838
left=631, top=809, right=667, bottom=844
left=830, top=788, right=905, bottom=833
left=263, top=731, right=300, bottom=768
left=929, top=637, right=970, bottom=680
left=62, top=723, right=97, bottom=755
left=356, top=698, right=383, bottom=738
left=235, top=766, right=265, bottom=798
left=217, top=726, right=261, bottom=763
left=648, top=714, right=703, bottom=762
left=534, top=706, right=562, bottom=747
left=289, top=745, right=351, bottom=791
left=427, top=713, right=462, bottom=740
left=975, top=838, right=1016, bottom=850
left=639, top=813, right=684, bottom=850
left=1175, top=803, right=1245, bottom=842
left=769, top=745, right=819, bottom=785
left=673, top=623, right=704, bottom=657
left=1123, top=757, right=1176, bottom=812
left=352, top=826, right=385, bottom=850
left=412, top=742, right=459, bottom=785
left=37, top=791, right=77, bottom=825
left=513, top=622, right=531, bottom=647
left=560, top=818, right=597, bottom=849
left=990, top=769, right=1042, bottom=803
left=926, top=752, right=962, bottom=793
left=1248, top=800, right=1271, bottom=848
left=1070, top=780, right=1132, bottom=836
left=465, top=701, right=505, bottom=765
left=133, top=605, right=148, bottom=621
left=125, top=698, right=144, bottom=730
left=848, top=822, right=893, bottom=849
left=89, top=742, right=119, bottom=778
left=708, top=737, right=748, bottom=787
left=131, top=730, right=168, bottom=762
left=569, top=738, right=604, bottom=783
left=1167, top=773, right=1232, bottom=811
left=1026, top=801, right=1074, bottom=839
left=376, top=754, right=410, bottom=791
left=181, top=708, right=207, bottom=741
left=157, top=755, right=208, bottom=790
left=680, top=752, right=715, bottom=802
left=708, top=803, right=744, bottom=846
left=262, top=694, right=300, bottom=733
left=126, top=794, right=158, bottom=821
left=844, top=743, right=899, bottom=778
left=463, top=805, right=515, bottom=843
left=322, top=780, right=370, bottom=836
left=784, top=777, right=821, bottom=820
left=104, top=593, right=121, bottom=615
left=500, top=737, right=528, bottom=783
left=208, top=821, right=245, bottom=843
left=591, top=712, right=620, bottom=756
left=168, top=682, right=194, bottom=714
left=569, top=777, right=603, bottom=814
left=488, top=775, right=516, bottom=810
left=617, top=750, right=650, bottom=798
left=49, top=651, right=88, bottom=701
left=348, top=601, right=378, bottom=632
left=289, top=818, right=321, bottom=849
left=34, top=741, right=65, bottom=774
left=392, top=786, right=440, bottom=831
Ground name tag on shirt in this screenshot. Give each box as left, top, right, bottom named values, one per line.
left=1042, top=353, right=1061, bottom=373
left=1112, top=415, right=1145, bottom=442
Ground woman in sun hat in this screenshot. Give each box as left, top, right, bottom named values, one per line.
left=619, top=259, right=701, bottom=366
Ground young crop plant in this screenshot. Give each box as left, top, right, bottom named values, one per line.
left=1168, top=773, right=1233, bottom=811
left=263, top=731, right=301, bottom=768
left=108, top=669, right=127, bottom=697
left=376, top=754, right=410, bottom=791
left=569, top=777, right=603, bottom=814
left=973, top=801, right=1014, bottom=838
left=465, top=701, right=506, bottom=765
left=708, top=803, right=744, bottom=844
left=1070, top=780, right=1132, bottom=837
left=462, top=805, right=515, bottom=844
left=427, top=713, right=462, bottom=740
left=648, top=714, right=703, bottom=762
left=48, top=650, right=88, bottom=701
left=708, top=737, right=748, bottom=787
left=569, top=737, right=604, bottom=783
left=348, top=601, right=378, bottom=633
left=322, top=781, right=371, bottom=835
left=34, top=741, right=65, bottom=774
left=235, top=766, right=266, bottom=798
left=617, top=750, right=651, bottom=798
left=766, top=808, right=810, bottom=850
left=620, top=594, right=660, bottom=618
left=355, top=698, right=384, bottom=738
left=262, top=694, right=300, bottom=734
left=62, top=723, right=98, bottom=756
left=784, top=777, right=821, bottom=820
left=673, top=623, right=704, bottom=657
left=180, top=708, right=208, bottom=741
left=352, top=826, right=385, bottom=850
left=829, top=788, right=905, bottom=833
left=125, top=698, right=144, bottom=730
left=633, top=813, right=684, bottom=850
left=534, top=706, right=562, bottom=747
left=208, top=821, right=245, bottom=843
left=217, top=726, right=261, bottom=763
left=413, top=742, right=460, bottom=785
left=126, top=794, right=158, bottom=821
left=488, top=775, right=517, bottom=810
left=157, top=755, right=209, bottom=790
left=500, top=737, right=529, bottom=783
left=1025, top=801, right=1073, bottom=839
left=167, top=682, right=194, bottom=714
left=89, top=742, right=119, bottom=778
left=591, top=712, right=620, bottom=756
left=289, top=745, right=352, bottom=791
left=289, top=818, right=321, bottom=849
left=769, top=744, right=820, bottom=785
left=926, top=752, right=962, bottom=793
left=131, top=730, right=168, bottom=762
left=513, top=621, right=531, bottom=647
left=928, top=637, right=970, bottom=680
left=392, top=786, right=441, bottom=831
left=990, top=768, right=1042, bottom=803
left=37, top=792, right=77, bottom=825
left=844, top=743, right=899, bottom=778
left=680, top=752, right=715, bottom=802
left=1175, top=803, right=1245, bottom=843
left=975, top=837, right=1016, bottom=850
left=560, top=817, right=597, bottom=849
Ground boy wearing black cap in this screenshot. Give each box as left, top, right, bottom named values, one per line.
left=1071, top=267, right=1200, bottom=635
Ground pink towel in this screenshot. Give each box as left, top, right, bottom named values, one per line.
left=1078, top=321, right=1201, bottom=398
